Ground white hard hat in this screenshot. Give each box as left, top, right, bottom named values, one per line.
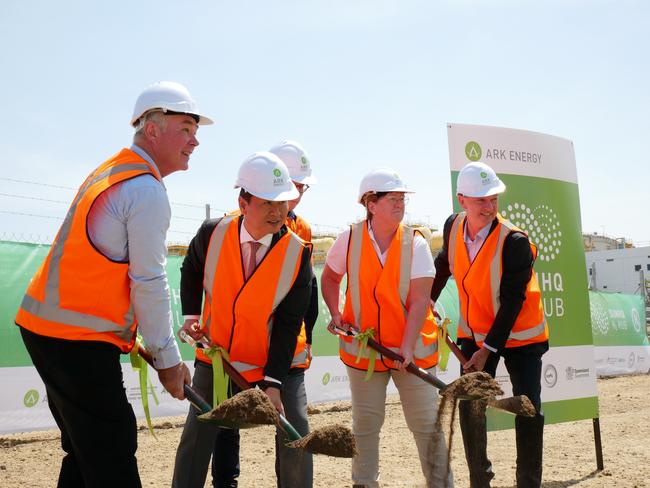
left=131, top=81, right=214, bottom=127
left=456, top=161, right=506, bottom=197
left=268, top=140, right=317, bottom=185
left=234, top=152, right=300, bottom=201
left=358, top=167, right=412, bottom=204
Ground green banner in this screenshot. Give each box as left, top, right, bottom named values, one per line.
left=589, top=291, right=648, bottom=346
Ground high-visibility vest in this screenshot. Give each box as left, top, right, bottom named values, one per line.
left=197, top=216, right=309, bottom=382
left=286, top=213, right=312, bottom=242
left=448, top=212, right=549, bottom=348
left=15, top=148, right=161, bottom=352
left=209, top=211, right=312, bottom=369
left=340, top=221, right=438, bottom=371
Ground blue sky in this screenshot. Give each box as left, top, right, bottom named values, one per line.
left=1, top=1, right=648, bottom=245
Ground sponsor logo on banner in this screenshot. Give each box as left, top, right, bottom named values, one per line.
left=465, top=141, right=482, bottom=161
left=543, top=364, right=558, bottom=387
left=565, top=366, right=590, bottom=380
left=464, top=140, right=542, bottom=165
left=322, top=372, right=348, bottom=386
left=23, top=389, right=39, bottom=408
left=628, top=352, right=636, bottom=369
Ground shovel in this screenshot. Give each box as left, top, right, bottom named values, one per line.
left=330, top=323, right=533, bottom=416
left=136, top=344, right=255, bottom=428
left=180, top=330, right=356, bottom=457
left=329, top=324, right=476, bottom=399
left=443, top=334, right=536, bottom=416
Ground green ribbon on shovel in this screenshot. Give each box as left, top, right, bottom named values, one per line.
left=130, top=336, right=159, bottom=438
left=437, top=317, right=452, bottom=372
left=203, top=346, right=231, bottom=407
left=354, top=328, right=378, bottom=381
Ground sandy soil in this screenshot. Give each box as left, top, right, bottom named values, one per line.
left=1, top=374, right=649, bottom=487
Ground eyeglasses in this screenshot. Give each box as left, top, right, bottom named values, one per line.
left=383, top=195, right=408, bottom=205
left=294, top=183, right=310, bottom=194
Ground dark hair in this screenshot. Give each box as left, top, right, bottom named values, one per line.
left=239, top=188, right=253, bottom=203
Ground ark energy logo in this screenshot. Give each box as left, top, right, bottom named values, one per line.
left=464, top=140, right=542, bottom=164
left=465, top=141, right=482, bottom=161
left=24, top=389, right=39, bottom=408
left=322, top=372, right=331, bottom=385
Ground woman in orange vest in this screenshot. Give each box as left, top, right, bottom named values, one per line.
left=321, top=168, right=452, bottom=488
left=431, top=161, right=549, bottom=488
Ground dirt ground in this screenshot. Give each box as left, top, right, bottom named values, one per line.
left=1, top=374, right=648, bottom=487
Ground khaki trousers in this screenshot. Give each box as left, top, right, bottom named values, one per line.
left=347, top=366, right=454, bottom=488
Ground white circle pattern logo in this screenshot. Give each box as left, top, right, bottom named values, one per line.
left=590, top=297, right=610, bottom=336
left=501, top=203, right=562, bottom=262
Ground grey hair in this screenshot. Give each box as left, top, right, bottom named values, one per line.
left=134, top=110, right=168, bottom=135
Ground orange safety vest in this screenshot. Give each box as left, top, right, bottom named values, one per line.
left=211, top=210, right=312, bottom=370
left=448, top=212, right=549, bottom=348
left=15, top=149, right=161, bottom=352
left=286, top=213, right=312, bottom=242
left=340, top=221, right=438, bottom=371
left=197, top=215, right=310, bottom=382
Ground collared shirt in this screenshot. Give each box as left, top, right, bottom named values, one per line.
left=239, top=219, right=273, bottom=268
left=326, top=222, right=434, bottom=279
left=185, top=220, right=272, bottom=322
left=181, top=218, right=312, bottom=385
left=463, top=220, right=492, bottom=263
left=86, top=144, right=181, bottom=369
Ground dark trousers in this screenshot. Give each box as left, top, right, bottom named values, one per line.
left=212, top=368, right=312, bottom=488
left=19, top=326, right=141, bottom=488
left=459, top=339, right=545, bottom=488
left=274, top=368, right=312, bottom=488
left=173, top=361, right=240, bottom=488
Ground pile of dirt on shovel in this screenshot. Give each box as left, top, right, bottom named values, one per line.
left=287, top=424, right=357, bottom=458
left=199, top=389, right=280, bottom=426
left=441, top=371, right=503, bottom=400
left=425, top=372, right=506, bottom=488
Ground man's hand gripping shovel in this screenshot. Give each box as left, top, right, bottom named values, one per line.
left=179, top=330, right=357, bottom=457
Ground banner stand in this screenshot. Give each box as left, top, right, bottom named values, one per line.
left=593, top=418, right=604, bottom=470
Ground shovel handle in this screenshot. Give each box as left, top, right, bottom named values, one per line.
left=220, top=358, right=302, bottom=440
left=137, top=344, right=212, bottom=414
left=183, top=334, right=303, bottom=442
left=332, top=324, right=449, bottom=391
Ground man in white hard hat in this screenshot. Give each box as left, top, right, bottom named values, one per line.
left=264, top=140, right=319, bottom=487
left=430, top=161, right=549, bottom=488
left=15, top=81, right=211, bottom=486
left=173, top=152, right=314, bottom=488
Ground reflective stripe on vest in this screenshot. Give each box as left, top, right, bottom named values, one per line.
left=17, top=155, right=157, bottom=347
left=449, top=213, right=547, bottom=346
left=341, top=222, right=438, bottom=368
left=200, top=218, right=306, bottom=377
